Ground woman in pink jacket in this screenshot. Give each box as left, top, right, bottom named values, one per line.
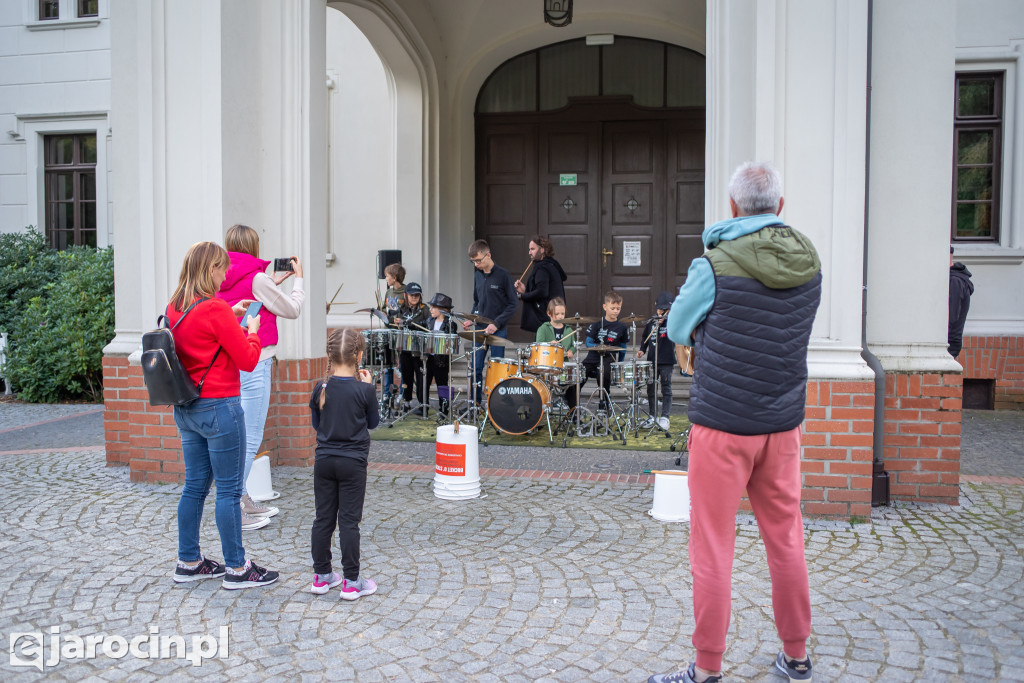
left=217, top=224, right=306, bottom=530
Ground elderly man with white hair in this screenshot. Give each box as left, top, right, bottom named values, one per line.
left=650, top=162, right=821, bottom=683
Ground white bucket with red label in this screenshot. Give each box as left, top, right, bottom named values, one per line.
left=433, top=424, right=481, bottom=500
left=648, top=470, right=690, bottom=522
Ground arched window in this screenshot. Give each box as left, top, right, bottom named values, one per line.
left=477, top=37, right=704, bottom=114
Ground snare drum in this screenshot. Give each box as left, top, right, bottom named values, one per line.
left=483, top=357, right=520, bottom=396
left=526, top=342, right=565, bottom=375
left=392, top=329, right=426, bottom=354
left=611, top=360, right=654, bottom=387
left=555, top=361, right=581, bottom=386
left=487, top=375, right=552, bottom=435
left=424, top=332, right=460, bottom=356
left=360, top=329, right=394, bottom=368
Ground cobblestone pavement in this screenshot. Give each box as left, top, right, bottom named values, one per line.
left=0, top=404, right=1022, bottom=681
left=960, top=409, right=1024, bottom=478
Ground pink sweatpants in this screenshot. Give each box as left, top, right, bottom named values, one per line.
left=687, top=424, right=811, bottom=672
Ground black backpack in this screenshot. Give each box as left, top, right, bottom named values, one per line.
left=141, top=298, right=222, bottom=407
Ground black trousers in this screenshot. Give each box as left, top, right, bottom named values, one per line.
left=311, top=455, right=367, bottom=580
left=399, top=351, right=423, bottom=402
left=646, top=365, right=674, bottom=418
left=565, top=359, right=612, bottom=409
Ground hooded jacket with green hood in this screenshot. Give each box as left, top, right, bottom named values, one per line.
left=666, top=214, right=821, bottom=435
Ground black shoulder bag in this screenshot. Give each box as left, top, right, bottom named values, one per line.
left=141, top=298, right=222, bottom=407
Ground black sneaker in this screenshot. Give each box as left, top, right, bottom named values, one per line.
left=648, top=663, right=721, bottom=683
left=222, top=560, right=279, bottom=590
left=774, top=652, right=812, bottom=681
left=173, top=556, right=226, bottom=583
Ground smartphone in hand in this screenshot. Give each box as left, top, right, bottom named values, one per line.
left=241, top=301, right=263, bottom=327
left=273, top=257, right=294, bottom=272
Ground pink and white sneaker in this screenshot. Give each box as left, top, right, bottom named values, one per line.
left=310, top=572, right=343, bottom=595
left=339, top=576, right=377, bottom=601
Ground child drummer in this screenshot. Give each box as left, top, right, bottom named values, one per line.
left=424, top=293, right=459, bottom=417
left=397, top=282, right=430, bottom=412
left=637, top=291, right=676, bottom=430
left=571, top=291, right=628, bottom=412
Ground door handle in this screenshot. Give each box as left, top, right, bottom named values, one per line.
left=602, top=248, right=613, bottom=267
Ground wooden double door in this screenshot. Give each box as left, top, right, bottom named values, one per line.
left=477, top=101, right=705, bottom=339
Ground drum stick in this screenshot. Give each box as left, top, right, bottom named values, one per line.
left=410, top=322, right=431, bottom=332
left=560, top=327, right=578, bottom=342
left=519, top=260, right=534, bottom=282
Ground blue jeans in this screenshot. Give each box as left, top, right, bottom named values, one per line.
left=173, top=397, right=246, bottom=568
left=239, top=357, right=273, bottom=494
left=472, top=326, right=506, bottom=401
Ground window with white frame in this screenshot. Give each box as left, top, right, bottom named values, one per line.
left=27, top=0, right=101, bottom=28
left=952, top=71, right=1003, bottom=243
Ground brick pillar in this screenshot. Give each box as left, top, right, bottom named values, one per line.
left=799, top=380, right=875, bottom=518
left=102, top=353, right=184, bottom=483
left=882, top=371, right=961, bottom=504
left=267, top=357, right=326, bottom=467
left=960, top=334, right=1024, bottom=409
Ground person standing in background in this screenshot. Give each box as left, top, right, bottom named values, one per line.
left=948, top=246, right=974, bottom=359
left=514, top=235, right=567, bottom=333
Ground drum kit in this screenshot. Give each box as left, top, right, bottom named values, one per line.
left=353, top=306, right=678, bottom=447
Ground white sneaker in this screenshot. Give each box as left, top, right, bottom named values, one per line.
left=241, top=510, right=270, bottom=531
left=241, top=493, right=278, bottom=518
left=658, top=417, right=670, bottom=430
left=641, top=417, right=656, bottom=428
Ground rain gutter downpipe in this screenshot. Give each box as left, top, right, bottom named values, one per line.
left=861, top=0, right=890, bottom=506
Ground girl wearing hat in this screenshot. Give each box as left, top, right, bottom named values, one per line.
left=425, top=293, right=458, bottom=417
left=397, top=282, right=430, bottom=411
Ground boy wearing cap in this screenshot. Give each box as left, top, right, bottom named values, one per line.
left=638, top=291, right=676, bottom=430
left=425, top=293, right=458, bottom=416
left=398, top=283, right=430, bottom=410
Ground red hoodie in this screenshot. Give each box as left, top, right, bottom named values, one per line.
left=165, top=298, right=261, bottom=398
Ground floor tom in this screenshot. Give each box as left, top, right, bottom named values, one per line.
left=483, top=357, right=520, bottom=396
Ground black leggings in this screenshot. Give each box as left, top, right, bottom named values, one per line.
left=311, top=455, right=367, bottom=580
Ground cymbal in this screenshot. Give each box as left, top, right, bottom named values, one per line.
left=457, top=330, right=516, bottom=347
left=455, top=312, right=496, bottom=326
left=588, top=344, right=624, bottom=353
left=562, top=314, right=599, bottom=325
left=354, top=307, right=389, bottom=324
left=618, top=314, right=652, bottom=324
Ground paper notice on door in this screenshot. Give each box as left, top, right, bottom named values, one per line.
left=622, top=241, right=642, bottom=267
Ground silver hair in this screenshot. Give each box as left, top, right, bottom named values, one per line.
left=728, top=161, right=783, bottom=215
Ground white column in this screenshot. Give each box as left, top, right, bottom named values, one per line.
left=866, top=0, right=962, bottom=372
left=106, top=0, right=326, bottom=361
left=707, top=0, right=874, bottom=379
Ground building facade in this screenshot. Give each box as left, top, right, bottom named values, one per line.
left=2, top=0, right=1021, bottom=518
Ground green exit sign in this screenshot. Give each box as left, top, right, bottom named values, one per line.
left=559, top=173, right=577, bottom=186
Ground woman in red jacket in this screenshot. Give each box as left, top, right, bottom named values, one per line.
left=167, top=241, right=279, bottom=590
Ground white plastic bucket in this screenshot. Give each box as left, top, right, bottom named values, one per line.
left=246, top=453, right=280, bottom=502
left=433, top=424, right=481, bottom=500
left=648, top=470, right=689, bottom=522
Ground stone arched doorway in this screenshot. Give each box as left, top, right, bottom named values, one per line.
left=475, top=37, right=705, bottom=338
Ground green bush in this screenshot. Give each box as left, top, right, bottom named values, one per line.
left=1, top=229, right=114, bottom=403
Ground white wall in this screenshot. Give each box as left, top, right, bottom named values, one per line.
left=325, top=8, right=395, bottom=319
left=954, top=0, right=1024, bottom=337
left=0, top=0, right=110, bottom=240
